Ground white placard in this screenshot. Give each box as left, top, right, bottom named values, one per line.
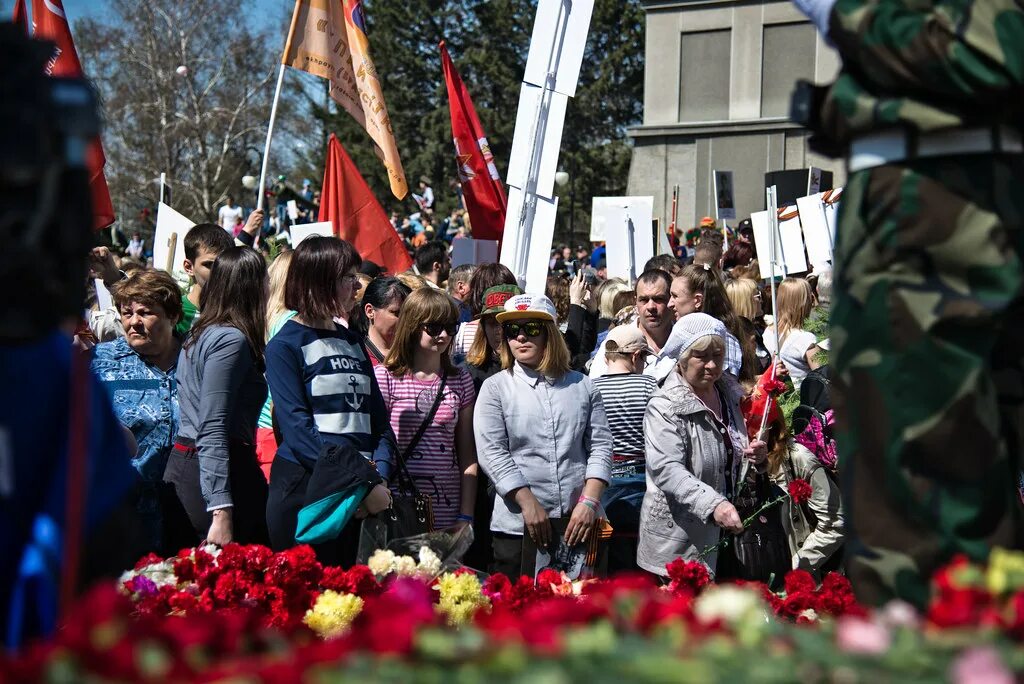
left=795, top=193, right=833, bottom=267
left=94, top=279, right=113, bottom=311
left=713, top=170, right=736, bottom=221
left=523, top=0, right=595, bottom=98
left=505, top=83, right=568, bottom=201
left=751, top=210, right=785, bottom=280
left=451, top=238, right=499, bottom=268
left=286, top=200, right=299, bottom=220
left=597, top=197, right=655, bottom=283
left=289, top=221, right=334, bottom=246
left=501, top=186, right=558, bottom=294
left=591, top=196, right=653, bottom=248
left=778, top=205, right=808, bottom=274
left=153, top=202, right=197, bottom=277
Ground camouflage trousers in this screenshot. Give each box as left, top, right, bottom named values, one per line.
left=832, top=156, right=1024, bottom=608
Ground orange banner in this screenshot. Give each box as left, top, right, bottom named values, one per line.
left=283, top=0, right=407, bottom=199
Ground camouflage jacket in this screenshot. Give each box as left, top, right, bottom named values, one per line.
left=817, top=0, right=1024, bottom=150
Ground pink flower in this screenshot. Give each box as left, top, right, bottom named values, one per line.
left=835, top=616, right=891, bottom=654
left=951, top=647, right=1014, bottom=684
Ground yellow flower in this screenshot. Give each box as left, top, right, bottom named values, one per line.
left=304, top=591, right=364, bottom=639
left=987, top=547, right=1024, bottom=596
left=435, top=572, right=490, bottom=627
left=368, top=549, right=397, bottom=576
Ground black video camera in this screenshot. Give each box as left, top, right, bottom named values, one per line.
left=0, top=22, right=102, bottom=342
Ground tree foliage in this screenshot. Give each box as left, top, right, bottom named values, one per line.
left=75, top=0, right=293, bottom=224
left=317, top=0, right=644, bottom=244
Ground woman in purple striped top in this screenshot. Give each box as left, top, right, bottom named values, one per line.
left=373, top=288, right=478, bottom=530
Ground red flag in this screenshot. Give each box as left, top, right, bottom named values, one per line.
left=13, top=0, right=28, bottom=33
left=440, top=41, right=506, bottom=242
left=32, top=0, right=115, bottom=230
left=319, top=134, right=412, bottom=275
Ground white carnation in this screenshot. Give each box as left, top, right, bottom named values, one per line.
left=417, top=547, right=443, bottom=577
left=368, top=549, right=397, bottom=576
left=693, top=585, right=765, bottom=625
left=393, top=555, right=419, bottom=577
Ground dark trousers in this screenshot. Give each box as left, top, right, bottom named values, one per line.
left=266, top=456, right=358, bottom=567
left=163, top=440, right=269, bottom=546
left=491, top=532, right=530, bottom=578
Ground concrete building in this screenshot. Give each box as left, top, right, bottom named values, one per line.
left=627, top=0, right=845, bottom=228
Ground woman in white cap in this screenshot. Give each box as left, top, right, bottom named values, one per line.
left=638, top=313, right=767, bottom=577
left=474, top=294, right=613, bottom=577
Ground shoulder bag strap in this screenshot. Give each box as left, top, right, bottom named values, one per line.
left=394, top=372, right=448, bottom=495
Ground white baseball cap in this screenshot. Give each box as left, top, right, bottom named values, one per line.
left=495, top=293, right=558, bottom=326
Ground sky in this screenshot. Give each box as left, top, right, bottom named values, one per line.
left=2, top=0, right=295, bottom=33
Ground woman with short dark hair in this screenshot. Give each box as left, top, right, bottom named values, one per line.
left=357, top=276, right=412, bottom=366
left=165, top=247, right=271, bottom=547
left=264, top=236, right=395, bottom=564
left=92, top=268, right=184, bottom=552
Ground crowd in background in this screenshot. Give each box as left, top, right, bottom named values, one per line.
left=83, top=204, right=842, bottom=587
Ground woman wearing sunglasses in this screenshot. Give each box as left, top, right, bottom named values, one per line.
left=374, top=288, right=478, bottom=531
left=474, top=294, right=613, bottom=577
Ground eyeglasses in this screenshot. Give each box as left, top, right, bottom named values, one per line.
left=502, top=321, right=546, bottom=339
left=422, top=322, right=458, bottom=338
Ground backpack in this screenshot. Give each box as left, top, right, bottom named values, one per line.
left=799, top=365, right=833, bottom=414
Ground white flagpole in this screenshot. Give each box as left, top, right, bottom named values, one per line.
left=766, top=185, right=782, bottom=354
left=256, top=63, right=287, bottom=212
left=513, top=0, right=572, bottom=287
left=159, top=172, right=166, bottom=205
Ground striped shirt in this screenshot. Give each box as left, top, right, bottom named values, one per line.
left=264, top=320, right=394, bottom=474
left=592, top=373, right=658, bottom=476
left=374, top=366, right=475, bottom=529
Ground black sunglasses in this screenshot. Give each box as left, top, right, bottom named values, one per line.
left=502, top=321, right=546, bottom=339
left=422, top=322, right=458, bottom=338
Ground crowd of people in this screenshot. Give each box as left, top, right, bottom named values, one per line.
left=80, top=211, right=844, bottom=587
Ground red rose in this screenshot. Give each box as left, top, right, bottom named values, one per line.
left=787, top=479, right=813, bottom=505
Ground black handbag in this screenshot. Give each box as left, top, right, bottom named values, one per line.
left=357, top=373, right=445, bottom=559
left=717, top=472, right=791, bottom=590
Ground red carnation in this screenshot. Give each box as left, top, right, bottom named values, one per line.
left=482, top=573, right=513, bottom=600
left=784, top=570, right=816, bottom=596
left=133, top=553, right=163, bottom=570
left=320, top=565, right=381, bottom=597
left=787, top=479, right=813, bottom=505
left=666, top=558, right=711, bottom=595
left=536, top=568, right=567, bottom=588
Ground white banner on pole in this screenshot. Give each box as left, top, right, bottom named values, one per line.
left=795, top=193, right=833, bottom=267
left=505, top=83, right=568, bottom=201
left=751, top=210, right=785, bottom=280
left=523, top=0, right=594, bottom=97
left=153, top=202, right=197, bottom=278
left=778, top=205, right=808, bottom=274
left=289, top=221, right=334, bottom=246
left=452, top=237, right=499, bottom=268
left=593, top=196, right=654, bottom=281
left=502, top=186, right=558, bottom=294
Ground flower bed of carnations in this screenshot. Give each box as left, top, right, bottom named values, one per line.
left=4, top=545, right=1024, bottom=683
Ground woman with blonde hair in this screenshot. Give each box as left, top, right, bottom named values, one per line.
left=374, top=288, right=478, bottom=530
left=474, top=294, right=613, bottom=577
left=255, top=250, right=295, bottom=480
left=725, top=277, right=770, bottom=378
left=764, top=277, right=822, bottom=390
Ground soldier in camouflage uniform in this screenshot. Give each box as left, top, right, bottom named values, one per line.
left=793, top=0, right=1024, bottom=607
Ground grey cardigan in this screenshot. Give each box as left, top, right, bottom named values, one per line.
left=637, top=371, right=748, bottom=576
left=474, top=362, right=613, bottom=535
left=176, top=325, right=267, bottom=510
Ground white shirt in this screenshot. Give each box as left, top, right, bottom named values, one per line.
left=218, top=204, right=243, bottom=233
left=765, top=328, right=818, bottom=391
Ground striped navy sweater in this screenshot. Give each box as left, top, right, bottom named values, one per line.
left=265, top=319, right=395, bottom=478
